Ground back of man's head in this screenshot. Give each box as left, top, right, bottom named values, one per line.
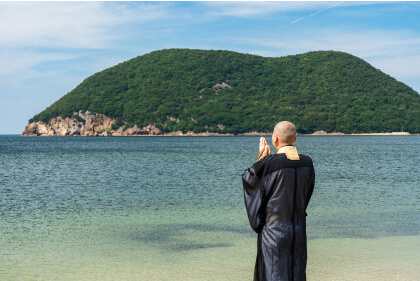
left=274, top=121, right=297, bottom=145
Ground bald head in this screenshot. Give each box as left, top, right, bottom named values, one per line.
left=273, top=121, right=297, bottom=146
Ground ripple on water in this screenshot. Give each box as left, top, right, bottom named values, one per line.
left=0, top=135, right=419, bottom=280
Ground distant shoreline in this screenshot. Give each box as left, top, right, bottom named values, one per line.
left=11, top=132, right=419, bottom=137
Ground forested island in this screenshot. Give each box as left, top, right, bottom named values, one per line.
left=23, top=49, right=420, bottom=136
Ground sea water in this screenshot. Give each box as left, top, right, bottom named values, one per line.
left=0, top=135, right=419, bottom=280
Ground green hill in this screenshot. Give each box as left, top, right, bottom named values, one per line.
left=30, top=49, right=420, bottom=134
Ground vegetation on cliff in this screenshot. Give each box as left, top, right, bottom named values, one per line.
left=29, top=49, right=420, bottom=134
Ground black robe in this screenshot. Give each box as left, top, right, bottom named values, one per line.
left=242, top=152, right=315, bottom=281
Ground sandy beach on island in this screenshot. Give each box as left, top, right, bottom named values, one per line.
left=161, top=131, right=417, bottom=137
left=159, top=130, right=417, bottom=136
left=160, top=129, right=417, bottom=136
left=303, top=130, right=415, bottom=136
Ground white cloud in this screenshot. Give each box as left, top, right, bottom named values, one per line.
left=0, top=2, right=166, bottom=49
left=0, top=1, right=169, bottom=87
left=0, top=2, right=112, bottom=49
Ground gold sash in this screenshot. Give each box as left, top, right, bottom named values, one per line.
left=277, top=146, right=300, bottom=160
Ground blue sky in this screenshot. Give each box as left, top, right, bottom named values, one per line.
left=1, top=1, right=420, bottom=134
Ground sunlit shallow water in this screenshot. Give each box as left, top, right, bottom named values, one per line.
left=1, top=135, right=419, bottom=280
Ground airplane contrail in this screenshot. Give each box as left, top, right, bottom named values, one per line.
left=285, top=2, right=344, bottom=26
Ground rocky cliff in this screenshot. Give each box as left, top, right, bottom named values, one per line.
left=22, top=111, right=161, bottom=136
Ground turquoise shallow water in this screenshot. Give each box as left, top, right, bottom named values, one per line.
left=0, top=135, right=419, bottom=280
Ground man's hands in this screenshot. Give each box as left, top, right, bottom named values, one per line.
left=257, top=137, right=271, bottom=161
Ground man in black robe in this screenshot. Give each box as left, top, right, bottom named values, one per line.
left=242, top=121, right=315, bottom=281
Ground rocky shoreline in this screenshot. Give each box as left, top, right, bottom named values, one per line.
left=22, top=111, right=161, bottom=137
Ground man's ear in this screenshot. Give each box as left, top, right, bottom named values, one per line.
left=272, top=134, right=278, bottom=144
left=293, top=136, right=297, bottom=144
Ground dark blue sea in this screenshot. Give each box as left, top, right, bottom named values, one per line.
left=1, top=135, right=419, bottom=280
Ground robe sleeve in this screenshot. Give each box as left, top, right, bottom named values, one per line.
left=304, top=166, right=315, bottom=215
left=242, top=166, right=265, bottom=233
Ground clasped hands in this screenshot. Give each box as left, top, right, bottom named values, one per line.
left=257, top=137, right=271, bottom=161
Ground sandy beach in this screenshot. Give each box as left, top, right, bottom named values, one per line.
left=160, top=131, right=416, bottom=137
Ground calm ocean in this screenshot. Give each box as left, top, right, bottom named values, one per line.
left=1, top=135, right=419, bottom=280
